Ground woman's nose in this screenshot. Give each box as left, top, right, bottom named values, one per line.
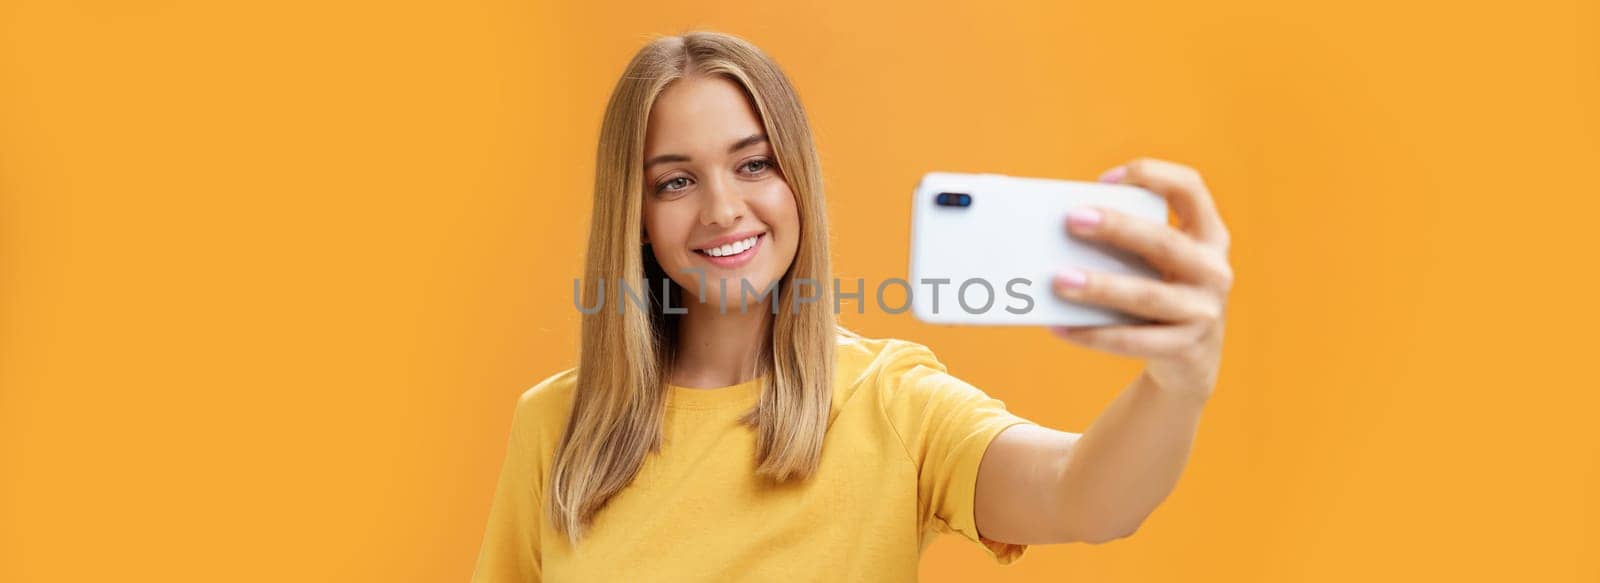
left=698, top=175, right=745, bottom=227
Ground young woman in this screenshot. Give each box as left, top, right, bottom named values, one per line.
left=473, top=31, right=1234, bottom=582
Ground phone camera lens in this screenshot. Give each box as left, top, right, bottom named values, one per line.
left=936, top=192, right=972, bottom=208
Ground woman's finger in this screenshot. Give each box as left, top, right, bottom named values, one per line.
left=1048, top=322, right=1202, bottom=358
left=1051, top=268, right=1221, bottom=323
left=1065, top=206, right=1233, bottom=289
left=1103, top=158, right=1231, bottom=250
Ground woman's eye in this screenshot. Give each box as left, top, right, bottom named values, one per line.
left=740, top=158, right=771, bottom=174
left=658, top=177, right=690, bottom=193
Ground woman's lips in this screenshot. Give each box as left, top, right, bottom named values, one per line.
left=694, top=233, right=764, bottom=269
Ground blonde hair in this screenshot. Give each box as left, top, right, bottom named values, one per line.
left=548, top=31, right=836, bottom=544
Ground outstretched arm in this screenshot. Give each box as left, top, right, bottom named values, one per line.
left=973, top=158, right=1235, bottom=545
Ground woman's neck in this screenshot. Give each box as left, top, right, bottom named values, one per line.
left=668, top=292, right=772, bottom=389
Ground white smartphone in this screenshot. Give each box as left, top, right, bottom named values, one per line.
left=908, top=172, right=1169, bottom=327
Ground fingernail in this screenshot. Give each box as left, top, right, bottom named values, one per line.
left=1067, top=207, right=1102, bottom=230
left=1098, top=166, right=1127, bottom=183
left=1055, top=268, right=1087, bottom=290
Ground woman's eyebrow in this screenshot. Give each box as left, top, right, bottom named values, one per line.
left=644, top=134, right=768, bottom=169
left=727, top=133, right=767, bottom=153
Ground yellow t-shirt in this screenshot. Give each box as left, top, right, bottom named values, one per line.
left=471, top=334, right=1037, bottom=582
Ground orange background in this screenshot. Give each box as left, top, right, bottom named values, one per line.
left=2, top=1, right=1596, bottom=581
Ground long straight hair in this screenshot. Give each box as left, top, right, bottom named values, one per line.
left=547, top=31, right=836, bottom=544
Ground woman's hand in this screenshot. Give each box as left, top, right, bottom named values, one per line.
left=1049, top=158, right=1234, bottom=401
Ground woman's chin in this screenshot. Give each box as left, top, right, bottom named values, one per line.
left=682, top=274, right=780, bottom=309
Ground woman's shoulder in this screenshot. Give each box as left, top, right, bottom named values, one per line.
left=836, top=328, right=946, bottom=366
left=508, top=367, right=579, bottom=435
left=834, top=328, right=951, bottom=392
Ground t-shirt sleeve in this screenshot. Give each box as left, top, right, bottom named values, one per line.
left=875, top=341, right=1038, bottom=565
left=471, top=388, right=548, bottom=582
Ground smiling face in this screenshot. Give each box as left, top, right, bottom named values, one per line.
left=641, top=74, right=801, bottom=307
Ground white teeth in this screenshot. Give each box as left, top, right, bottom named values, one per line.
left=702, top=235, right=759, bottom=257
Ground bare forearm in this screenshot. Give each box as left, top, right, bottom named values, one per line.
left=1055, top=369, right=1208, bottom=542
left=979, top=158, right=1231, bottom=545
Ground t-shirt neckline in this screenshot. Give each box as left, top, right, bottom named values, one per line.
left=666, top=377, right=762, bottom=410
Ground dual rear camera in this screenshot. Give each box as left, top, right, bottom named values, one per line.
left=935, top=192, right=972, bottom=208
